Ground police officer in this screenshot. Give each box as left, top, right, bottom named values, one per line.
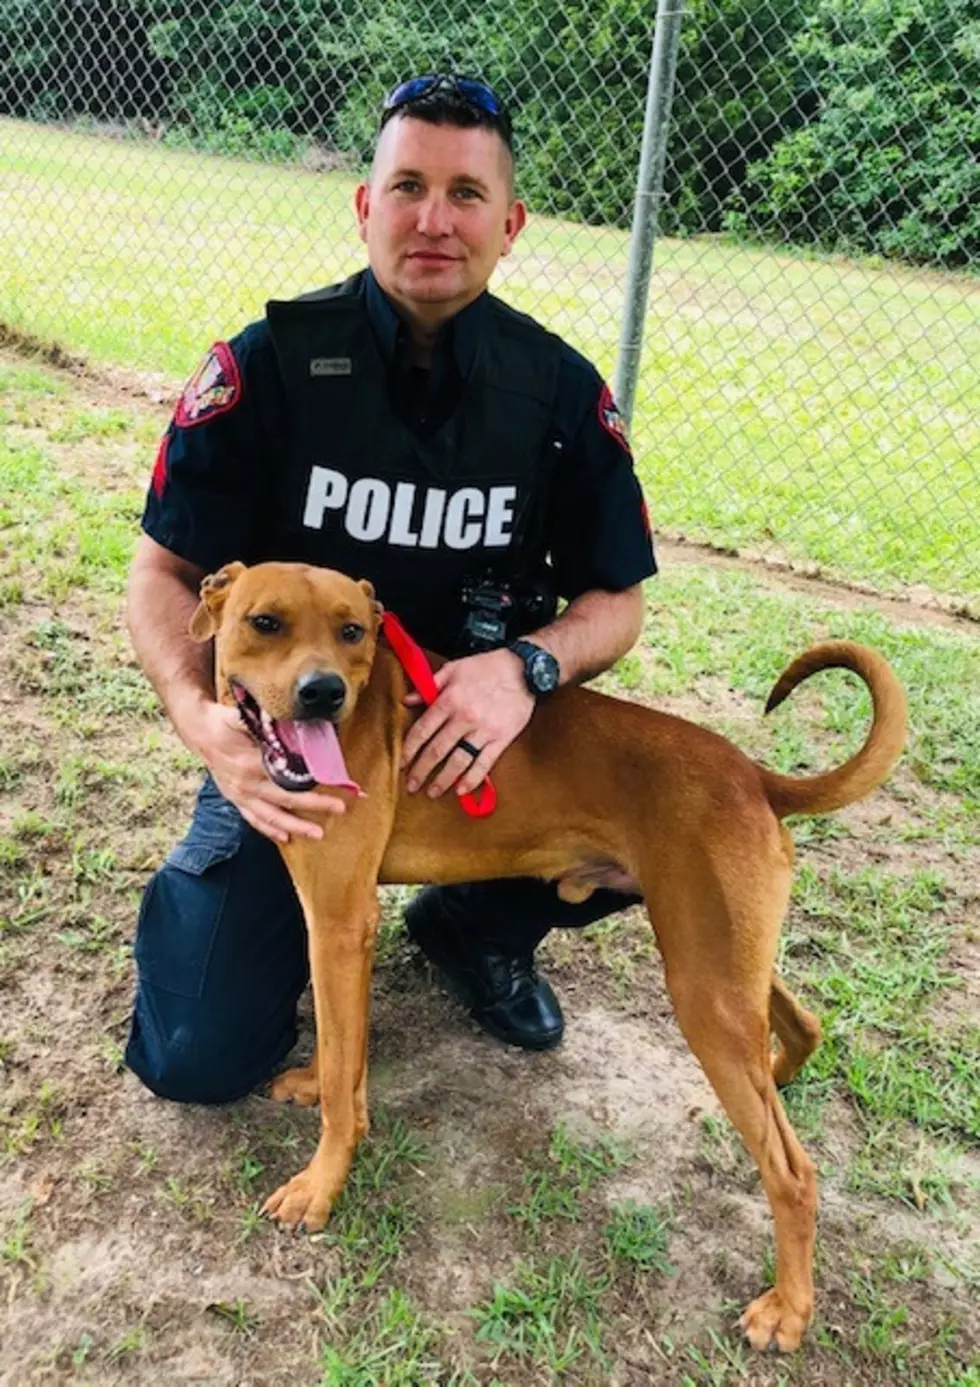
left=126, top=75, right=656, bottom=1105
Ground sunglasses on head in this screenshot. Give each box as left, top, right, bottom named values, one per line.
left=381, top=74, right=511, bottom=136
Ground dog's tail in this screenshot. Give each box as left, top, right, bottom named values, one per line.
left=760, top=641, right=907, bottom=818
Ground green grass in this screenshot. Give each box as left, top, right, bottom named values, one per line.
left=604, top=1200, right=676, bottom=1275
left=1, top=354, right=979, bottom=1382
left=473, top=1252, right=610, bottom=1377
left=2, top=118, right=979, bottom=601
left=507, top=1123, right=632, bottom=1229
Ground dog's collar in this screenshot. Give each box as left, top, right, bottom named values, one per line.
left=380, top=611, right=496, bottom=819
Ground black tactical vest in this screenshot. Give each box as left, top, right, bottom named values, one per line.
left=264, top=272, right=562, bottom=653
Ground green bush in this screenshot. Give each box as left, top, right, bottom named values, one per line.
left=662, top=0, right=814, bottom=234
left=727, top=0, right=980, bottom=268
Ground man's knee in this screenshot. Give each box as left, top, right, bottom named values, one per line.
left=126, top=986, right=296, bottom=1105
left=125, top=778, right=307, bottom=1105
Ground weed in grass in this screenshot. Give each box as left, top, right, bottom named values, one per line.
left=324, top=1194, right=416, bottom=1289
left=18, top=620, right=157, bottom=716
left=680, top=1329, right=761, bottom=1385
left=71, top=845, right=118, bottom=885
left=316, top=1288, right=447, bottom=1386
left=310, top=1272, right=360, bottom=1331
left=878, top=1242, right=933, bottom=1283
left=0, top=836, right=26, bottom=873
left=376, top=885, right=417, bottom=963
left=776, top=1060, right=834, bottom=1141
left=696, top=1114, right=748, bottom=1179
left=784, top=863, right=980, bottom=1157
left=57, top=914, right=120, bottom=954
left=69, top=1333, right=95, bottom=1367
left=160, top=1175, right=213, bottom=1223
left=238, top=1203, right=265, bottom=1242
left=848, top=1255, right=966, bottom=1374
left=106, top=1324, right=147, bottom=1363
left=473, top=1252, right=609, bottom=1376
left=846, top=1121, right=971, bottom=1213
left=508, top=1123, right=631, bottom=1230
left=611, top=650, right=644, bottom=691
left=236, top=1148, right=266, bottom=1192
left=75, top=1160, right=114, bottom=1196
left=133, top=1143, right=157, bottom=1173
left=161, top=1175, right=190, bottom=1208
left=98, top=1035, right=125, bottom=1071
left=11, top=810, right=60, bottom=842
left=549, top=1122, right=631, bottom=1188
left=1, top=1080, right=66, bottom=1159
left=509, top=1167, right=582, bottom=1229
left=0, top=577, right=24, bottom=607
left=0, top=1201, right=36, bottom=1270
left=317, top=1118, right=427, bottom=1286
left=54, top=755, right=86, bottom=809
left=846, top=1032, right=980, bottom=1143
left=604, top=1200, right=676, bottom=1275
left=578, top=912, right=655, bottom=993
left=47, top=407, right=130, bottom=443
left=0, top=754, right=22, bottom=791
left=790, top=813, right=851, bottom=846
left=207, top=1298, right=260, bottom=1336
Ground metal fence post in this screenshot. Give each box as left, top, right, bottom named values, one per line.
left=614, top=0, right=685, bottom=427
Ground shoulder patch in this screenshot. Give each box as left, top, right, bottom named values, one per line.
left=174, top=342, right=242, bottom=428
left=597, top=383, right=631, bottom=454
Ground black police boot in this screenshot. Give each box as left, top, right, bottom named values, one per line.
left=404, top=889, right=564, bottom=1051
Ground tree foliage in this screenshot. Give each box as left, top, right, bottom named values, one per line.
left=0, top=0, right=974, bottom=268
left=728, top=0, right=980, bottom=267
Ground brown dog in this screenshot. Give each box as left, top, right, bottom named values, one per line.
left=189, top=560, right=907, bottom=1352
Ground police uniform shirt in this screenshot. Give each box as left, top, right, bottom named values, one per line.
left=143, top=269, right=656, bottom=652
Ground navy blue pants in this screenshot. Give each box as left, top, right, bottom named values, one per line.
left=125, top=777, right=639, bottom=1104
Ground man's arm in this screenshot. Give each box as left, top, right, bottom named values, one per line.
left=525, top=582, right=645, bottom=686
left=127, top=534, right=214, bottom=735
left=127, top=534, right=346, bottom=843
left=400, top=582, right=646, bottom=799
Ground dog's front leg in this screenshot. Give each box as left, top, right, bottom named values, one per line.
left=262, top=851, right=381, bottom=1232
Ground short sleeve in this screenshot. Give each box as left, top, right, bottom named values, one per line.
left=546, top=351, right=657, bottom=600
left=141, top=321, right=283, bottom=571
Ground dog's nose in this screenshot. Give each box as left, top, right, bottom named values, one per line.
left=295, top=672, right=346, bottom=719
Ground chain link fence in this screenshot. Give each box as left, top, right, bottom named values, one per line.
left=1, top=0, right=977, bottom=610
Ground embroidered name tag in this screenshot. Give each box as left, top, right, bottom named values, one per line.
left=310, top=357, right=352, bottom=377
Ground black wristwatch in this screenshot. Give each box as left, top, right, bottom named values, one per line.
left=509, top=639, right=561, bottom=696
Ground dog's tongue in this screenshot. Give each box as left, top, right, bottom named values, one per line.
left=277, top=719, right=362, bottom=794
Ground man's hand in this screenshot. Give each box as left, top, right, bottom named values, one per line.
left=190, top=701, right=347, bottom=845
left=401, top=648, right=534, bottom=798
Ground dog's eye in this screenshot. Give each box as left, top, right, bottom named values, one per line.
left=249, top=613, right=283, bottom=636
left=340, top=622, right=364, bottom=644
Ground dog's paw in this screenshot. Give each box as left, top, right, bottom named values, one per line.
left=261, top=1167, right=334, bottom=1232
left=739, top=1288, right=811, bottom=1352
left=270, top=1064, right=320, bottom=1106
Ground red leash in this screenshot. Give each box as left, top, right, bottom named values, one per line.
left=380, top=611, right=497, bottom=818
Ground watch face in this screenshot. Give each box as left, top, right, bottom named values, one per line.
left=529, top=650, right=560, bottom=693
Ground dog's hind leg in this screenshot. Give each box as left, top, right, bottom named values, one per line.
left=270, top=1054, right=320, bottom=1107
left=769, top=973, right=822, bottom=1087
left=643, top=859, right=816, bottom=1352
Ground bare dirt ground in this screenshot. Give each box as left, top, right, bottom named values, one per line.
left=1, top=350, right=978, bottom=1385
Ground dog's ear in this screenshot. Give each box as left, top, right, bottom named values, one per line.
left=189, top=561, right=247, bottom=641
left=358, top=578, right=384, bottom=628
